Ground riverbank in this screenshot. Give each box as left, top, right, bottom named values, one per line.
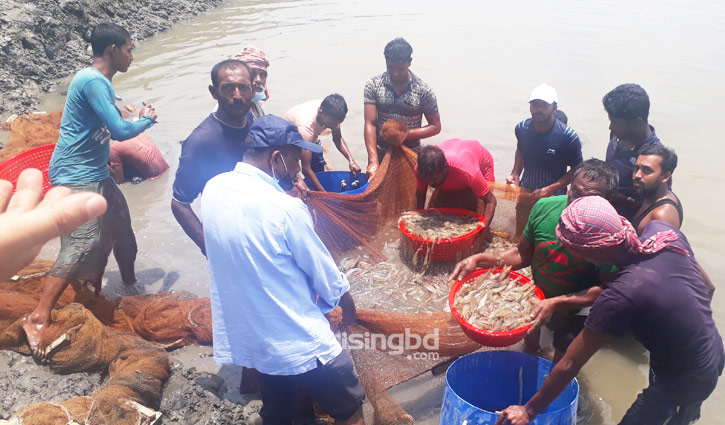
left=0, top=0, right=225, bottom=117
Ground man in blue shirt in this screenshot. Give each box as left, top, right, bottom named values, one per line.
left=202, top=116, right=364, bottom=425
left=171, top=59, right=255, bottom=256
left=23, top=23, right=157, bottom=360
left=507, top=83, right=583, bottom=203
left=603, top=83, right=666, bottom=219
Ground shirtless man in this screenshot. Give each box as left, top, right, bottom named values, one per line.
left=631, top=144, right=682, bottom=233
left=631, top=144, right=714, bottom=297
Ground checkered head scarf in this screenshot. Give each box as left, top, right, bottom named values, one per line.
left=235, top=44, right=270, bottom=70
left=556, top=196, right=689, bottom=256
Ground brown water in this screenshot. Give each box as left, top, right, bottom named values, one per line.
left=31, top=0, right=725, bottom=423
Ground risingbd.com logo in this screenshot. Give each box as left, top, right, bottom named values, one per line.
left=335, top=328, right=440, bottom=361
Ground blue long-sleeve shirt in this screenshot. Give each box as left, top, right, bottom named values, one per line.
left=201, top=162, right=348, bottom=375
left=49, top=67, right=155, bottom=185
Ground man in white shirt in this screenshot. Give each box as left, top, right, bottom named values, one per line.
left=201, top=115, right=365, bottom=424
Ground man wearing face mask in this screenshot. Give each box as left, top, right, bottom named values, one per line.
left=414, top=139, right=497, bottom=227
left=201, top=115, right=365, bottom=425
left=235, top=44, right=270, bottom=119
left=171, top=59, right=255, bottom=256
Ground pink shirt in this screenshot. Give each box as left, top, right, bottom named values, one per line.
left=416, top=138, right=495, bottom=197
left=283, top=100, right=336, bottom=142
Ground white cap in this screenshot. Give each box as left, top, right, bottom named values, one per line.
left=529, top=83, right=558, bottom=104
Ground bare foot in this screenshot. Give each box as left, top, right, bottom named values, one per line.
left=21, top=314, right=50, bottom=362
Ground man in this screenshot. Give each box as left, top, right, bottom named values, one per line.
left=109, top=133, right=169, bottom=184
left=235, top=44, right=269, bottom=119
left=495, top=196, right=724, bottom=425
left=415, top=139, right=497, bottom=227
left=630, top=145, right=714, bottom=297
left=171, top=59, right=255, bottom=256
left=631, top=144, right=682, bottom=233
left=451, top=159, right=619, bottom=361
left=363, top=37, right=441, bottom=178
left=603, top=83, right=666, bottom=218
left=507, top=83, right=583, bottom=202
left=22, top=23, right=158, bottom=358
left=202, top=115, right=365, bottom=425
left=284, top=94, right=361, bottom=191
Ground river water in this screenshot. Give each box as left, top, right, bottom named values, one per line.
left=31, top=0, right=725, bottom=423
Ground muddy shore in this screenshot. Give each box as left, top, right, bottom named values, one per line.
left=0, top=0, right=225, bottom=117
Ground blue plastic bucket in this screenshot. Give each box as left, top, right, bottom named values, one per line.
left=307, top=171, right=369, bottom=194
left=440, top=351, right=578, bottom=425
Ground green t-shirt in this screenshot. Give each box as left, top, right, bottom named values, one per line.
left=522, top=195, right=611, bottom=299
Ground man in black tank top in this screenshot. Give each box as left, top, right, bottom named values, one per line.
left=632, top=144, right=715, bottom=298
left=632, top=144, right=683, bottom=233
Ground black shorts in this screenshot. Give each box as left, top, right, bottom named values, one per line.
left=258, top=351, right=365, bottom=424
left=550, top=314, right=587, bottom=353
left=311, top=151, right=326, bottom=173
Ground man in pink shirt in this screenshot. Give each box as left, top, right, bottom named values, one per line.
left=415, top=138, right=497, bottom=227
left=284, top=94, right=360, bottom=191
left=109, top=133, right=169, bottom=184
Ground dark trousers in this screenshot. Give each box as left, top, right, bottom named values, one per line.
left=619, top=369, right=714, bottom=425
left=258, top=351, right=365, bottom=425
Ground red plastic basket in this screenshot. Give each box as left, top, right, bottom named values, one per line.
left=398, top=208, right=486, bottom=262
left=449, top=268, right=545, bottom=347
left=0, top=144, right=56, bottom=194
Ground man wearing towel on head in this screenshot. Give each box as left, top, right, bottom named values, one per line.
left=235, top=44, right=270, bottom=119
left=494, top=196, right=724, bottom=425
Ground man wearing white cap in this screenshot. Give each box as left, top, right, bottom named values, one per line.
left=507, top=83, right=583, bottom=202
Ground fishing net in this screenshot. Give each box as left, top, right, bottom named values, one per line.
left=302, top=123, right=536, bottom=423
left=0, top=112, right=62, bottom=162
left=0, top=117, right=535, bottom=423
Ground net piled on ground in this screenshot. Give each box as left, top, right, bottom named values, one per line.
left=0, top=112, right=62, bottom=162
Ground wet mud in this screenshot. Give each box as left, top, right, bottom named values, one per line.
left=0, top=0, right=224, bottom=116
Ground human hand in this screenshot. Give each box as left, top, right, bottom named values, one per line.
left=288, top=176, right=309, bottom=201
left=349, top=160, right=362, bottom=175
left=494, top=405, right=534, bottom=425
left=506, top=175, right=520, bottom=186
left=530, top=186, right=553, bottom=202
left=449, top=256, right=480, bottom=283
left=528, top=298, right=555, bottom=334
left=0, top=169, right=107, bottom=281
left=366, top=162, right=378, bottom=180
left=139, top=103, right=158, bottom=121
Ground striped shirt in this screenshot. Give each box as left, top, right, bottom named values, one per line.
left=364, top=71, right=438, bottom=148
left=515, top=118, right=583, bottom=193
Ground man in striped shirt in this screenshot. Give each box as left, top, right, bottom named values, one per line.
left=363, top=37, right=441, bottom=179
left=507, top=83, right=583, bottom=203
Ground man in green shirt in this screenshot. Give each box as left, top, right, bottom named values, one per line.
left=450, top=159, right=619, bottom=361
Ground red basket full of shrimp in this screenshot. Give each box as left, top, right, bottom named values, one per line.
left=0, top=143, right=56, bottom=194
left=398, top=208, right=486, bottom=262
left=449, top=268, right=545, bottom=347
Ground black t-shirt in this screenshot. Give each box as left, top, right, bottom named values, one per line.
left=172, top=113, right=253, bottom=204
left=586, top=221, right=724, bottom=395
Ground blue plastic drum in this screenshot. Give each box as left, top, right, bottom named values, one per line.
left=307, top=171, right=369, bottom=194
left=440, top=351, right=578, bottom=425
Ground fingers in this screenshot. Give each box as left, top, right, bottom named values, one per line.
left=0, top=179, right=12, bottom=213
left=6, top=169, right=44, bottom=212
left=22, top=192, right=107, bottom=242
left=449, top=263, right=463, bottom=282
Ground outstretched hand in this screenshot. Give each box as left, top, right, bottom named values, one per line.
left=528, top=298, right=556, bottom=334
left=0, top=169, right=107, bottom=281
left=449, top=255, right=479, bottom=283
